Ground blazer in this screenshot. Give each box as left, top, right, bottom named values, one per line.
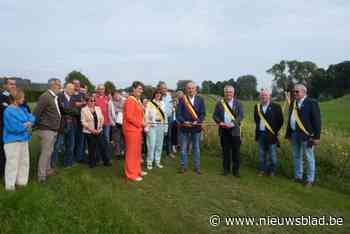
left=176, top=95, right=206, bottom=133
left=286, top=97, right=321, bottom=140
left=254, top=102, right=284, bottom=144
left=122, top=96, right=144, bottom=133
left=81, top=106, right=104, bottom=134
left=213, top=98, right=244, bottom=137
left=33, top=90, right=61, bottom=132
left=58, top=92, right=80, bottom=126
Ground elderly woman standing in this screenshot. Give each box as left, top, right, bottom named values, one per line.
left=144, top=89, right=167, bottom=170
left=81, top=94, right=111, bottom=168
left=123, top=81, right=147, bottom=182
left=3, top=89, right=35, bottom=191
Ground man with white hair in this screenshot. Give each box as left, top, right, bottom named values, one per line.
left=254, top=89, right=284, bottom=177
left=286, top=84, right=321, bottom=188
left=213, top=85, right=244, bottom=177
left=176, top=81, right=206, bottom=174
left=57, top=83, right=80, bottom=167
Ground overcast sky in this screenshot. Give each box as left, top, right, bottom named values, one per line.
left=1, top=0, right=349, bottom=89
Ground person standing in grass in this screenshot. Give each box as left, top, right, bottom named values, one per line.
left=109, top=90, right=126, bottom=159
left=176, top=81, right=206, bottom=175
left=213, top=85, right=244, bottom=177
left=144, top=89, right=167, bottom=170
left=123, top=81, right=148, bottom=182
left=286, top=84, right=321, bottom=188
left=254, top=89, right=284, bottom=177
left=3, top=89, right=35, bottom=191
left=81, top=94, right=112, bottom=168
left=58, top=83, right=80, bottom=167
left=34, top=78, right=62, bottom=183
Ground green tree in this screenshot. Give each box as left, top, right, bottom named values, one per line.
left=104, top=81, right=116, bottom=95
left=176, top=80, right=192, bottom=92
left=65, top=70, right=95, bottom=93
left=236, top=75, right=258, bottom=100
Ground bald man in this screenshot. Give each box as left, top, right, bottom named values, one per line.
left=57, top=83, right=80, bottom=167
left=176, top=81, right=206, bottom=174
left=254, top=89, right=283, bottom=177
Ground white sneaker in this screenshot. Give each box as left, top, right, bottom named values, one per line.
left=134, top=177, right=143, bottom=182
left=5, top=186, right=15, bottom=191
left=141, top=171, right=148, bottom=176
left=147, top=165, right=153, bottom=170
left=156, top=164, right=164, bottom=169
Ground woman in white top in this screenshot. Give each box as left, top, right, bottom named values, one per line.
left=144, top=89, right=168, bottom=170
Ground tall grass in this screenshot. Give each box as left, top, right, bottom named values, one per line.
left=201, top=95, right=350, bottom=194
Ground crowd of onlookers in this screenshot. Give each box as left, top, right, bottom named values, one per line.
left=0, top=78, right=180, bottom=191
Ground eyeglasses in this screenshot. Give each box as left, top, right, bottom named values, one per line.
left=88, top=99, right=96, bottom=102
left=293, top=90, right=300, bottom=94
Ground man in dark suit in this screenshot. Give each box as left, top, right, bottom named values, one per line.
left=176, top=81, right=206, bottom=174
left=286, top=84, right=321, bottom=188
left=254, top=89, right=283, bottom=177
left=58, top=83, right=80, bottom=167
left=213, top=85, right=244, bottom=177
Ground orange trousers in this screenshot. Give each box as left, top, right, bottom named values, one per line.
left=124, top=131, right=142, bottom=180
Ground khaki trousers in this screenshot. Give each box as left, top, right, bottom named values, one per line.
left=37, top=130, right=57, bottom=180
left=4, top=141, right=30, bottom=190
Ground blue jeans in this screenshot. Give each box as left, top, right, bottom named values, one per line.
left=51, top=134, right=64, bottom=168
left=179, top=130, right=201, bottom=170
left=75, top=128, right=87, bottom=162
left=103, top=124, right=112, bottom=142
left=291, top=132, right=316, bottom=183
left=258, top=133, right=277, bottom=173
left=63, top=124, right=76, bottom=167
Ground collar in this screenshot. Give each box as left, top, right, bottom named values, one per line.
left=297, top=96, right=307, bottom=105
left=261, top=101, right=270, bottom=107
left=2, top=90, right=10, bottom=96
left=64, top=92, right=71, bottom=98
left=48, top=89, right=57, bottom=97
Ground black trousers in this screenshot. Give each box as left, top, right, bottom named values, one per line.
left=220, top=131, right=241, bottom=174
left=0, top=140, right=5, bottom=178
left=85, top=133, right=111, bottom=167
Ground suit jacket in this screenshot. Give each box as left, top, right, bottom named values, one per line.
left=81, top=106, right=104, bottom=134
left=212, top=98, right=244, bottom=137
left=122, top=96, right=144, bottom=133
left=176, top=95, right=206, bottom=133
left=254, top=102, right=283, bottom=144
left=286, top=97, right=321, bottom=140
left=58, top=92, right=80, bottom=126
left=33, top=90, right=61, bottom=131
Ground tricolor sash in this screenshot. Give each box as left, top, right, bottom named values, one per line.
left=292, top=101, right=311, bottom=136
left=149, top=100, right=166, bottom=122
left=257, top=104, right=276, bottom=135
left=221, top=99, right=236, bottom=121
left=183, top=95, right=198, bottom=121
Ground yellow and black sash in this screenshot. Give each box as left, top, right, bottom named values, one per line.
left=183, top=95, right=198, bottom=121
left=292, top=101, right=311, bottom=136
left=257, top=104, right=275, bottom=135
left=149, top=100, right=166, bottom=122
left=221, top=99, right=236, bottom=121
left=128, top=95, right=143, bottom=111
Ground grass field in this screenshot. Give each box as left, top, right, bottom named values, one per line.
left=0, top=96, right=349, bottom=234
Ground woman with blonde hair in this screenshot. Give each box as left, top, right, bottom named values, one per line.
left=3, top=89, right=35, bottom=191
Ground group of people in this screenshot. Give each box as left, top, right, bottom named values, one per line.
left=0, top=78, right=321, bottom=191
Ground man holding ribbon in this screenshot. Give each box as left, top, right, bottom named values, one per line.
left=286, top=84, right=321, bottom=188
left=176, top=81, right=206, bottom=174
left=213, top=85, right=244, bottom=177
left=254, top=89, right=284, bottom=177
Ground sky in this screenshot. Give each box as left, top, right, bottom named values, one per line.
left=1, top=0, right=349, bottom=90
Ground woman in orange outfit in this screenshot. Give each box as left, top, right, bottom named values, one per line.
left=123, top=81, right=147, bottom=182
